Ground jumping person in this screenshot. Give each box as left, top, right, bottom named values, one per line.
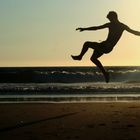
left=71, top=11, right=140, bottom=83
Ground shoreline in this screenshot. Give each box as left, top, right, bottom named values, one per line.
left=1, top=93, right=140, bottom=103
left=0, top=102, right=140, bottom=139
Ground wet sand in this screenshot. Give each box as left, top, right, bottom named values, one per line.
left=0, top=102, right=140, bottom=140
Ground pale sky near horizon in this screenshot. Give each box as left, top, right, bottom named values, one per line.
left=0, top=0, right=140, bottom=66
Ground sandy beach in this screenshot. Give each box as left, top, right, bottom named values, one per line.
left=0, top=102, right=140, bottom=140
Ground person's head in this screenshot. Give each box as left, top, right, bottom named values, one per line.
left=107, top=11, right=118, bottom=22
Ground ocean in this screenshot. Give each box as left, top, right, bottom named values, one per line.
left=0, top=66, right=140, bottom=103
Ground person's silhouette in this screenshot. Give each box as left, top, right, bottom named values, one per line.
left=71, top=11, right=140, bottom=83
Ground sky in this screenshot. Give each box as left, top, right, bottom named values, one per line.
left=0, top=0, right=140, bottom=67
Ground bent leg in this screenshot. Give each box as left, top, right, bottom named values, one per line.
left=71, top=42, right=98, bottom=60
left=90, top=50, right=109, bottom=83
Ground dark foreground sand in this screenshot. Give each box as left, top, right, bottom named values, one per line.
left=0, top=102, right=140, bottom=140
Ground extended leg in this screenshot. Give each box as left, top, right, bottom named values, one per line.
left=71, top=42, right=97, bottom=60
left=90, top=51, right=109, bottom=83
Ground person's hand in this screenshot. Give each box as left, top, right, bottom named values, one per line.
left=76, top=28, right=84, bottom=32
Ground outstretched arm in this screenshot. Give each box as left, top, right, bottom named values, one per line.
left=125, top=25, right=140, bottom=36
left=76, top=23, right=109, bottom=32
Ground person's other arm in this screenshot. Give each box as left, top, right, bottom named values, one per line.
left=125, top=25, right=140, bottom=36
left=76, top=23, right=109, bottom=32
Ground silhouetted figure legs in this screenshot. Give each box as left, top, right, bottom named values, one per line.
left=90, top=50, right=109, bottom=83
left=71, top=42, right=95, bottom=60
left=71, top=41, right=110, bottom=83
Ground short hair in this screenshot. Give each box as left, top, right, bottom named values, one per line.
left=108, top=11, right=118, bottom=19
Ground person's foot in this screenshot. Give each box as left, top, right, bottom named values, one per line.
left=71, top=55, right=82, bottom=60
left=105, top=72, right=110, bottom=83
